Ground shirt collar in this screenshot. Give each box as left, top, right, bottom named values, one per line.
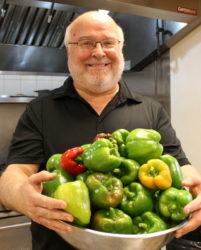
left=118, top=78, right=142, bottom=103
left=51, top=76, right=142, bottom=104
left=51, top=76, right=79, bottom=99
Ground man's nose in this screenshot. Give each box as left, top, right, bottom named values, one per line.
left=91, top=43, right=106, bottom=58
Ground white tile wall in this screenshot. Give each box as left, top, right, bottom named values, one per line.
left=0, top=74, right=67, bottom=96
left=0, top=75, right=4, bottom=94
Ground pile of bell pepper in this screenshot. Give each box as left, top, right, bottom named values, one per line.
left=42, top=128, right=193, bottom=234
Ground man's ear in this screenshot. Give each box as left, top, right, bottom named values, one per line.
left=65, top=45, right=68, bottom=53
left=65, top=46, right=69, bottom=58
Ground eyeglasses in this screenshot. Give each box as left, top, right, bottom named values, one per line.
left=67, top=38, right=121, bottom=50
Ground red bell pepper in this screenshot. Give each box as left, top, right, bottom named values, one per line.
left=61, top=147, right=87, bottom=175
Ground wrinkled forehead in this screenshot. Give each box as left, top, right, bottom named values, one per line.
left=69, top=14, right=121, bottom=41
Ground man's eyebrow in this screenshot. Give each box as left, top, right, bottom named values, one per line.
left=78, top=36, right=115, bottom=40
left=78, top=36, right=94, bottom=40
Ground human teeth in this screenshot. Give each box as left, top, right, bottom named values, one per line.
left=88, top=64, right=109, bottom=66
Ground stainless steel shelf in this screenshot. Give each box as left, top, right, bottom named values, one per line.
left=0, top=97, right=34, bottom=103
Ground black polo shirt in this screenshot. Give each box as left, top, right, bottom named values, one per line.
left=7, top=76, right=190, bottom=250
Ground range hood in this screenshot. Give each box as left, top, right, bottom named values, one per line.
left=0, top=0, right=200, bottom=74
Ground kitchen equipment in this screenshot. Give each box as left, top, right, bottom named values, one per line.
left=0, top=98, right=32, bottom=249
left=34, top=89, right=50, bottom=96
left=58, top=219, right=187, bottom=250
left=0, top=204, right=31, bottom=250
left=0, top=99, right=33, bottom=168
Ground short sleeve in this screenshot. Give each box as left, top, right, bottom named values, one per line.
left=7, top=102, right=45, bottom=165
left=156, top=104, right=190, bottom=166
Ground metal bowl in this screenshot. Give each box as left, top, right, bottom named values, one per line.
left=58, top=220, right=187, bottom=250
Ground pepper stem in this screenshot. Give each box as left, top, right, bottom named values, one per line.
left=74, top=155, right=82, bottom=163
left=139, top=223, right=147, bottom=229
left=149, top=166, right=158, bottom=176
left=109, top=207, right=116, bottom=219
left=113, top=168, right=121, bottom=175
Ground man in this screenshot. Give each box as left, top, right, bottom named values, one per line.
left=0, top=11, right=201, bottom=250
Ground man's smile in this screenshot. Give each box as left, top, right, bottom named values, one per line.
left=86, top=63, right=111, bottom=68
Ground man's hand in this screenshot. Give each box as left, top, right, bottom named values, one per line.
left=19, top=170, right=74, bottom=233
left=175, top=174, right=201, bottom=238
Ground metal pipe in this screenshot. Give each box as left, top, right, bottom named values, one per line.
left=48, top=2, right=54, bottom=23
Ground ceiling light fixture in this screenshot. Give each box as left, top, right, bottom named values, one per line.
left=98, top=9, right=110, bottom=14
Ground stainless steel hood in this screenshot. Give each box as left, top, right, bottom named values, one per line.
left=0, top=1, right=90, bottom=48
left=0, top=0, right=92, bottom=73
left=0, top=0, right=200, bottom=73
left=37, top=0, right=201, bottom=23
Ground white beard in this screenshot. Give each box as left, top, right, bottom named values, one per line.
left=68, top=58, right=124, bottom=93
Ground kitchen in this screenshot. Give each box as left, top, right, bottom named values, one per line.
left=0, top=0, right=201, bottom=249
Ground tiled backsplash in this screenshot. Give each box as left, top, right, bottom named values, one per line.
left=0, top=74, right=67, bottom=96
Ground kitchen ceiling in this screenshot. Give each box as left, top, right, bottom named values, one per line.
left=0, top=0, right=200, bottom=73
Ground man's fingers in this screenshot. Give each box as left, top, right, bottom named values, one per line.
left=36, top=217, right=73, bottom=233
left=182, top=175, right=201, bottom=187
left=183, top=196, right=201, bottom=214
left=175, top=210, right=201, bottom=238
left=29, top=170, right=57, bottom=185
left=35, top=206, right=74, bottom=222
left=22, top=170, right=75, bottom=233
left=36, top=193, right=67, bottom=210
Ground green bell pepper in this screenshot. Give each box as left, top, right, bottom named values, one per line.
left=42, top=169, right=74, bottom=197
left=160, top=154, right=183, bottom=189
left=75, top=170, right=92, bottom=182
left=112, top=157, right=140, bottom=185
left=125, top=128, right=163, bottom=164
left=158, top=187, right=192, bottom=221
left=133, top=211, right=167, bottom=234
left=83, top=138, right=121, bottom=173
left=46, top=154, right=62, bottom=172
left=54, top=180, right=91, bottom=226
left=81, top=143, right=91, bottom=151
left=91, top=207, right=133, bottom=234
left=112, top=129, right=130, bottom=157
left=86, top=172, right=123, bottom=209
left=74, top=143, right=92, bottom=163
left=92, top=133, right=118, bottom=150
left=120, top=182, right=153, bottom=217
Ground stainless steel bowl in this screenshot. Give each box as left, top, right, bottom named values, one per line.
left=58, top=220, right=187, bottom=250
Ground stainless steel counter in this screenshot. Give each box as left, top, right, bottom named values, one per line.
left=0, top=214, right=31, bottom=249
left=0, top=203, right=31, bottom=249
left=0, top=95, right=33, bottom=248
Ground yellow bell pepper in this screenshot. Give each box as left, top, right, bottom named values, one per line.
left=138, top=159, right=172, bottom=190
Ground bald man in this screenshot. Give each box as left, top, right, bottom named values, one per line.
left=1, top=11, right=201, bottom=250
